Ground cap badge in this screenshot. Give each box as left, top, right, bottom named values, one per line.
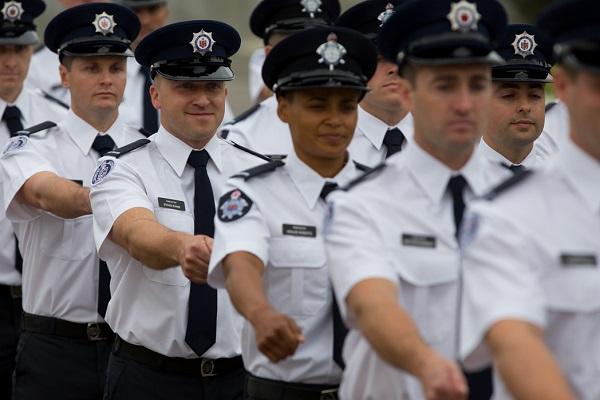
left=447, top=0, right=481, bottom=33
left=301, top=0, right=322, bottom=18
left=1, top=1, right=24, bottom=23
left=378, top=3, right=395, bottom=27
left=93, top=12, right=117, bottom=36
left=317, top=33, right=347, bottom=71
left=512, top=31, right=537, bottom=58
left=190, top=29, right=215, bottom=56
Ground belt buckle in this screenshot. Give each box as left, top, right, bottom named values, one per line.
left=10, top=285, right=21, bottom=299
left=200, top=359, right=216, bottom=377
left=86, top=323, right=105, bottom=341
left=320, top=388, right=338, bottom=400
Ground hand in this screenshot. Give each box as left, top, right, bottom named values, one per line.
left=179, top=235, right=213, bottom=284
left=248, top=306, right=304, bottom=363
left=417, top=350, right=468, bottom=400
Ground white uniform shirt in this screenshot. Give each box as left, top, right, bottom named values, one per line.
left=248, top=47, right=266, bottom=104
left=542, top=100, right=569, bottom=152
left=460, top=138, right=600, bottom=400
left=325, top=143, right=510, bottom=400
left=0, top=89, right=68, bottom=286
left=0, top=111, right=143, bottom=323
left=208, top=151, right=364, bottom=385
left=478, top=138, right=547, bottom=169
left=348, top=106, right=414, bottom=167
left=90, top=127, right=264, bottom=358
left=26, top=46, right=70, bottom=105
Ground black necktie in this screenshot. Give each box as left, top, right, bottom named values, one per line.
left=92, top=134, right=116, bottom=318
left=383, top=128, right=406, bottom=158
left=140, top=66, right=158, bottom=134
left=185, top=150, right=218, bottom=355
left=319, top=182, right=347, bottom=368
left=503, top=163, right=525, bottom=174
left=3, top=105, right=24, bottom=136
left=447, top=175, right=467, bottom=238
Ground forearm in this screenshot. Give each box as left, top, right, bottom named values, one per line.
left=488, top=320, right=575, bottom=400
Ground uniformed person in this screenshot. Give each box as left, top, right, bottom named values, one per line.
left=336, top=0, right=414, bottom=166
left=207, top=26, right=377, bottom=400
left=0, top=1, right=68, bottom=396
left=459, top=1, right=600, bottom=399
left=324, top=1, right=510, bottom=399
left=0, top=3, right=143, bottom=399
left=479, top=24, right=554, bottom=170
left=224, top=0, right=341, bottom=159
left=89, top=20, right=266, bottom=400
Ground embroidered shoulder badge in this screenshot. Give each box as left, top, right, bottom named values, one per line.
left=91, top=159, right=115, bottom=186
left=218, top=189, right=253, bottom=222
left=2, top=136, right=27, bottom=156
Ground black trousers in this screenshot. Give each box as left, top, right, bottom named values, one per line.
left=0, top=286, right=21, bottom=400
left=104, top=352, right=245, bottom=400
left=13, top=332, right=112, bottom=400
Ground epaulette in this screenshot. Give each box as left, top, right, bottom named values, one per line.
left=545, top=101, right=558, bottom=113
left=353, top=160, right=371, bottom=172
left=15, top=121, right=57, bottom=137
left=39, top=90, right=69, bottom=110
left=218, top=137, right=273, bottom=162
left=483, top=169, right=534, bottom=201
left=105, top=138, right=150, bottom=158
left=225, top=103, right=261, bottom=126
left=266, top=154, right=287, bottom=161
left=231, top=160, right=285, bottom=181
left=220, top=128, right=230, bottom=139
left=340, top=162, right=386, bottom=191
left=138, top=127, right=153, bottom=138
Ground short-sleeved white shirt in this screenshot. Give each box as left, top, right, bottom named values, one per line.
left=26, top=46, right=70, bottom=105
left=478, top=137, right=548, bottom=170
left=0, top=111, right=143, bottom=323
left=460, top=138, right=600, bottom=400
left=89, top=127, right=264, bottom=358
left=325, top=142, right=509, bottom=399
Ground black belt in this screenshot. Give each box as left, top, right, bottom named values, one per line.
left=0, top=284, right=21, bottom=299
left=246, top=374, right=339, bottom=400
left=21, top=312, right=114, bottom=341
left=113, top=335, right=243, bottom=378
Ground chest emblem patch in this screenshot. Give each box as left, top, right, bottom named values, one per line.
left=218, top=189, right=253, bottom=222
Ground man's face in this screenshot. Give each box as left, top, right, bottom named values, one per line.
left=0, top=45, right=33, bottom=99
left=133, top=4, right=169, bottom=47
left=405, top=64, right=492, bottom=155
left=277, top=87, right=361, bottom=162
left=361, top=57, right=406, bottom=113
left=150, top=76, right=227, bottom=143
left=487, top=82, right=545, bottom=147
left=60, top=56, right=127, bottom=115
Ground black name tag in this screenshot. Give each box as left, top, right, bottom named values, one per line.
left=283, top=224, right=317, bottom=238
left=71, top=179, right=83, bottom=186
left=560, top=253, right=597, bottom=267
left=402, top=234, right=436, bottom=248
left=158, top=197, right=185, bottom=211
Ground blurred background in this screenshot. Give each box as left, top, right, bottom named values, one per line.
left=36, top=0, right=556, bottom=116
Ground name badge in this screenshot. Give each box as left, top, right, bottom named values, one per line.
left=402, top=234, right=436, bottom=248
left=158, top=197, right=186, bottom=211
left=283, top=224, right=317, bottom=238
left=560, top=253, right=597, bottom=268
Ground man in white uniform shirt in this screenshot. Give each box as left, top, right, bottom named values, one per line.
left=459, top=1, right=600, bottom=399
left=0, top=4, right=143, bottom=399
left=325, top=1, right=510, bottom=399
left=90, top=20, right=266, bottom=400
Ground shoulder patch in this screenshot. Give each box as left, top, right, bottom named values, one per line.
left=340, top=162, right=386, bottom=191
left=231, top=160, right=285, bottom=181
left=105, top=138, right=150, bottom=158
left=545, top=101, right=558, bottom=113
left=219, top=137, right=272, bottom=162
left=2, top=136, right=28, bottom=156
left=218, top=189, right=253, bottom=222
left=13, top=121, right=57, bottom=137
left=483, top=169, right=534, bottom=201
left=91, top=159, right=115, bottom=186
left=138, top=127, right=153, bottom=138
left=225, top=103, right=261, bottom=126
left=39, top=90, right=69, bottom=110
left=353, top=160, right=371, bottom=172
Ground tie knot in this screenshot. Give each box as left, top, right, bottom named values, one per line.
left=2, top=105, right=22, bottom=121
left=320, top=181, right=339, bottom=200
left=92, top=134, right=116, bottom=156
left=448, top=174, right=467, bottom=196
left=187, top=150, right=210, bottom=168
left=383, top=128, right=406, bottom=158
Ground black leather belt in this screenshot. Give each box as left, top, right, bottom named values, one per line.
left=113, top=335, right=243, bottom=378
left=21, top=312, right=114, bottom=341
left=246, top=374, right=339, bottom=400
left=0, top=284, right=21, bottom=299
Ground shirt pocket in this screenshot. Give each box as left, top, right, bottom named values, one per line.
left=141, top=208, right=194, bottom=287
left=38, top=214, right=95, bottom=261
left=267, top=237, right=328, bottom=317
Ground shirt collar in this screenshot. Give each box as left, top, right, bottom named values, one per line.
left=154, top=126, right=222, bottom=177
left=403, top=141, right=489, bottom=204
left=0, top=89, right=30, bottom=125
left=286, top=150, right=357, bottom=209
left=356, top=106, right=410, bottom=150
left=60, top=111, right=125, bottom=155
left=479, top=138, right=539, bottom=169
left=559, top=138, right=600, bottom=214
